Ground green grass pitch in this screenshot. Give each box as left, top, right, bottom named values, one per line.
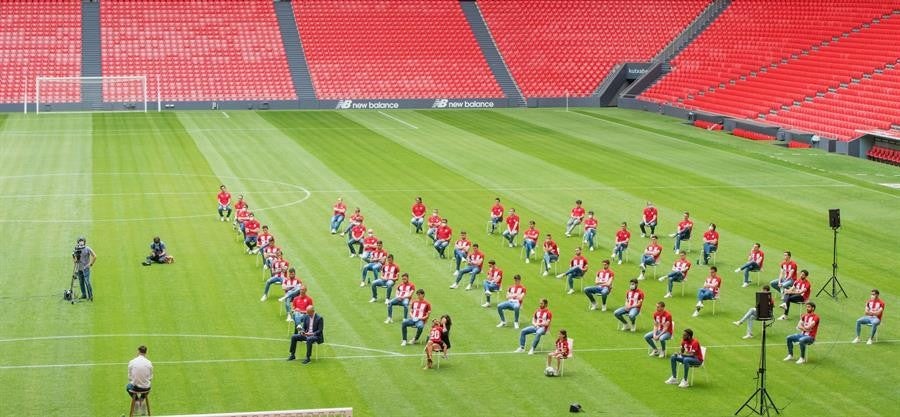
left=0, top=108, right=898, bottom=416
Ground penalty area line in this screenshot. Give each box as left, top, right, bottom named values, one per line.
left=378, top=111, right=419, bottom=130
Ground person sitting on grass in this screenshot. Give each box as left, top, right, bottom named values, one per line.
left=142, top=236, right=173, bottom=266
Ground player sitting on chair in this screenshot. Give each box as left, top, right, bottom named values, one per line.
left=142, top=237, right=173, bottom=265
left=423, top=315, right=452, bottom=369
left=546, top=329, right=569, bottom=375
left=669, top=211, right=693, bottom=254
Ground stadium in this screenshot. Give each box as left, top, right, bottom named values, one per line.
left=0, top=0, right=898, bottom=416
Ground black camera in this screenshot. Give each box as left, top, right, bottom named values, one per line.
left=73, top=241, right=85, bottom=259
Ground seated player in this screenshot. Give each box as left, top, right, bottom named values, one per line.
left=693, top=266, right=722, bottom=317
left=564, top=200, right=585, bottom=237
left=361, top=241, right=388, bottom=287
left=698, top=223, right=718, bottom=265
left=371, top=254, right=400, bottom=303
left=777, top=270, right=811, bottom=320
left=423, top=315, right=452, bottom=369
left=769, top=251, right=798, bottom=293
left=557, top=247, right=589, bottom=294
left=261, top=239, right=281, bottom=270
left=257, top=225, right=274, bottom=254
left=341, top=207, right=363, bottom=237
left=488, top=198, right=504, bottom=234
left=452, top=231, right=471, bottom=274
left=290, top=284, right=314, bottom=327
left=217, top=185, right=232, bottom=221
left=515, top=298, right=552, bottom=355
left=659, top=251, right=691, bottom=298
left=853, top=289, right=884, bottom=345
left=733, top=285, right=773, bottom=339
left=645, top=301, right=673, bottom=358
left=546, top=329, right=570, bottom=375
left=401, top=289, right=431, bottom=346
left=260, top=254, right=290, bottom=301
left=481, top=260, right=503, bottom=307
left=639, top=201, right=658, bottom=238
left=612, top=222, right=631, bottom=265
left=232, top=194, right=247, bottom=229
left=522, top=221, right=540, bottom=263
left=541, top=234, right=560, bottom=277
left=497, top=275, right=526, bottom=328
left=584, top=259, right=614, bottom=311
left=426, top=209, right=442, bottom=242
left=410, top=197, right=426, bottom=234
left=614, top=279, right=644, bottom=331
left=385, top=273, right=415, bottom=324
left=637, top=235, right=663, bottom=280
left=734, top=243, right=765, bottom=288
left=784, top=302, right=819, bottom=364
left=234, top=202, right=250, bottom=237
left=451, top=243, right=484, bottom=290
left=346, top=223, right=366, bottom=257
left=243, top=212, right=261, bottom=254
left=142, top=236, right=173, bottom=266
left=669, top=211, right=693, bottom=254
left=279, top=270, right=303, bottom=321
left=359, top=229, right=379, bottom=261
left=665, top=329, right=703, bottom=388
left=502, top=208, right=520, bottom=247
left=582, top=211, right=598, bottom=251
left=330, top=197, right=346, bottom=234
left=433, top=219, right=453, bottom=259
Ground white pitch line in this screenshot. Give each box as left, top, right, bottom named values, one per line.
left=222, top=111, right=230, bottom=119
left=0, top=191, right=300, bottom=199
left=378, top=111, right=419, bottom=130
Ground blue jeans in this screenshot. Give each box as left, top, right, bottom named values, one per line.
left=76, top=268, right=93, bottom=299
left=342, top=222, right=355, bottom=235
left=670, top=354, right=701, bottom=379
left=387, top=297, right=409, bottom=319
left=583, top=229, right=596, bottom=248
left=244, top=235, right=257, bottom=249
left=614, top=243, right=628, bottom=262
left=371, top=279, right=395, bottom=299
left=330, top=214, right=344, bottom=231
left=434, top=240, right=449, bottom=257
left=347, top=238, right=363, bottom=255
left=262, top=276, right=283, bottom=296
left=666, top=271, right=685, bottom=292
left=217, top=203, right=231, bottom=218
left=584, top=286, right=610, bottom=305
left=565, top=217, right=580, bottom=234
left=702, top=243, right=717, bottom=264
left=614, top=306, right=640, bottom=324
left=361, top=262, right=382, bottom=283
left=543, top=253, right=558, bottom=272
left=454, top=249, right=467, bottom=271
left=739, top=308, right=758, bottom=334
left=411, top=217, right=424, bottom=233
left=770, top=279, right=793, bottom=293
left=697, top=288, right=716, bottom=302
left=639, top=220, right=657, bottom=235
left=497, top=300, right=521, bottom=323
left=427, top=227, right=437, bottom=242
left=489, top=216, right=502, bottom=233
left=484, top=282, right=500, bottom=302
left=523, top=239, right=537, bottom=258
left=673, top=230, right=691, bottom=252
left=564, top=267, right=584, bottom=290
left=786, top=334, right=815, bottom=358
left=640, top=255, right=656, bottom=268
left=283, top=289, right=300, bottom=314
left=291, top=312, right=309, bottom=328
left=455, top=266, right=481, bottom=285
left=738, top=262, right=761, bottom=283
left=644, top=331, right=671, bottom=351
left=401, top=318, right=425, bottom=341
left=502, top=230, right=517, bottom=245
left=519, top=326, right=546, bottom=349
left=856, top=316, right=881, bottom=338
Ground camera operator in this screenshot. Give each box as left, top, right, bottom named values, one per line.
left=142, top=237, right=171, bottom=266
left=72, top=237, right=97, bottom=301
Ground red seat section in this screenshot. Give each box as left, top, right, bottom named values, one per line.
left=479, top=0, right=709, bottom=98
left=867, top=145, right=900, bottom=165
left=102, top=0, right=296, bottom=102
left=641, top=0, right=897, bottom=107
left=296, top=0, right=502, bottom=100
left=0, top=1, right=81, bottom=104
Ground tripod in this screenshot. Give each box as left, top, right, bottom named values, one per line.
left=816, top=227, right=847, bottom=299
left=735, top=320, right=779, bottom=416
left=68, top=263, right=83, bottom=304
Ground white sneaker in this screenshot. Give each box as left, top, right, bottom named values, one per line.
left=678, top=379, right=690, bottom=388
left=778, top=303, right=787, bottom=310
left=692, top=310, right=699, bottom=317
left=649, top=349, right=659, bottom=357
left=527, top=348, right=534, bottom=355
left=514, top=322, right=520, bottom=329
left=734, top=268, right=741, bottom=273
left=796, top=357, right=806, bottom=365
left=525, top=258, right=530, bottom=264
left=339, top=232, right=345, bottom=237
left=452, top=271, right=459, bottom=277
left=514, top=347, right=525, bottom=353
left=630, top=325, right=636, bottom=332
left=611, top=253, right=617, bottom=258
left=674, top=250, right=679, bottom=255
left=542, top=271, right=549, bottom=277
left=620, top=323, right=631, bottom=331
left=401, top=340, right=407, bottom=346
left=696, top=301, right=704, bottom=307
left=641, top=233, right=646, bottom=238
left=617, top=260, right=622, bottom=265
left=349, top=253, right=356, bottom=258
left=665, top=376, right=679, bottom=385
left=449, top=283, right=458, bottom=289
left=743, top=334, right=753, bottom=339
left=783, top=355, right=793, bottom=361
left=497, top=321, right=506, bottom=328
left=669, top=233, right=676, bottom=238
left=741, top=282, right=750, bottom=288
left=658, top=276, right=666, bottom=282
left=508, top=243, right=513, bottom=248
left=481, top=302, right=490, bottom=308
left=384, top=299, right=390, bottom=305
left=589, top=303, right=598, bottom=311
left=220, top=217, right=225, bottom=222
left=601, top=304, right=607, bottom=312
left=589, top=246, right=594, bottom=251
left=285, top=314, right=293, bottom=322
left=732, top=321, right=742, bottom=326
left=565, top=233, right=571, bottom=238
left=555, top=274, right=565, bottom=279
left=867, top=338, right=873, bottom=345
left=277, top=295, right=287, bottom=302
left=369, top=297, right=377, bottom=303
left=260, top=295, right=267, bottom=302
left=851, top=337, right=860, bottom=344
left=330, top=229, right=336, bottom=234
left=658, top=350, right=666, bottom=358
left=567, top=289, right=575, bottom=295
left=359, top=282, right=366, bottom=287
left=384, top=317, right=392, bottom=324
left=637, top=274, right=645, bottom=281
left=465, top=284, right=472, bottom=291
left=663, top=292, right=672, bottom=298
left=778, top=315, right=788, bottom=320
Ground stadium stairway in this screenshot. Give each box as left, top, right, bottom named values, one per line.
left=653, top=0, right=731, bottom=65
left=81, top=1, right=102, bottom=110
left=274, top=0, right=316, bottom=107
left=459, top=1, right=525, bottom=107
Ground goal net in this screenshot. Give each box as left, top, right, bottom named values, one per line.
left=35, top=76, right=155, bottom=113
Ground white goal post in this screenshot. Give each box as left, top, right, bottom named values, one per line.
left=34, top=75, right=160, bottom=114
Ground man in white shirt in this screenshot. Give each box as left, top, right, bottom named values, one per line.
left=126, top=345, right=153, bottom=398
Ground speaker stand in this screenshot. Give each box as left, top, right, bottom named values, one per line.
left=816, top=227, right=847, bottom=299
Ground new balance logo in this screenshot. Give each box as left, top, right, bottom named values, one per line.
left=432, top=99, right=448, bottom=109
left=336, top=100, right=353, bottom=110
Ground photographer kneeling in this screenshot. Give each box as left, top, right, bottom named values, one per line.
left=142, top=237, right=174, bottom=266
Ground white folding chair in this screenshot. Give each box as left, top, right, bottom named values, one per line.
left=558, top=338, right=575, bottom=376
left=711, top=294, right=721, bottom=316
left=688, top=346, right=708, bottom=386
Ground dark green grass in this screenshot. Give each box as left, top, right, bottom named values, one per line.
left=0, top=108, right=898, bottom=416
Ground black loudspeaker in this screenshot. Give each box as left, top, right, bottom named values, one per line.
left=756, top=292, right=773, bottom=321
left=829, top=208, right=841, bottom=229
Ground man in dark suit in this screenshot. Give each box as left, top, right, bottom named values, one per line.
left=287, top=305, right=324, bottom=364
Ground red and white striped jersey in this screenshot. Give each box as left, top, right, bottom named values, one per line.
left=866, top=299, right=885, bottom=320
left=367, top=249, right=387, bottom=264
left=749, top=249, right=765, bottom=267
left=524, top=228, right=540, bottom=242
left=282, top=277, right=301, bottom=292
left=486, top=266, right=503, bottom=286
left=543, top=240, right=559, bottom=256
left=410, top=300, right=431, bottom=320
left=799, top=313, right=820, bottom=338
left=396, top=282, right=416, bottom=299
left=703, top=274, right=722, bottom=296
left=595, top=268, right=615, bottom=287
left=427, top=214, right=442, bottom=228
left=570, top=255, right=588, bottom=271
left=333, top=202, right=346, bottom=216
left=382, top=263, right=400, bottom=280
left=652, top=310, right=673, bottom=334
left=532, top=308, right=552, bottom=331
left=625, top=289, right=645, bottom=310
left=645, top=243, right=662, bottom=261
left=362, top=236, right=379, bottom=251
left=467, top=250, right=484, bottom=268
left=506, top=214, right=520, bottom=233
left=672, top=259, right=692, bottom=277
left=506, top=284, right=526, bottom=301
left=257, top=232, right=273, bottom=248
left=271, top=259, right=290, bottom=278
left=454, top=238, right=471, bottom=252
